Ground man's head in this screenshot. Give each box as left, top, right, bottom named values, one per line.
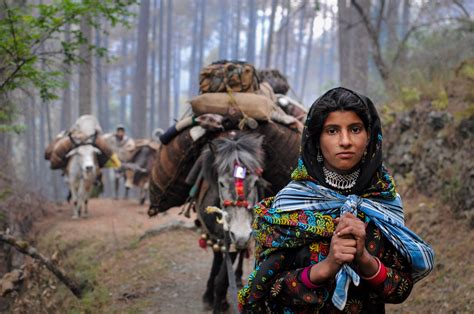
left=116, top=125, right=126, bottom=141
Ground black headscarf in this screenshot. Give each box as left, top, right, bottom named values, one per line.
left=297, top=87, right=394, bottom=199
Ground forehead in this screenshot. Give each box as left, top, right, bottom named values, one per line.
left=78, top=145, right=94, bottom=154
left=323, top=110, right=363, bottom=126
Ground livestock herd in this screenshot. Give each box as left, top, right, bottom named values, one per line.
left=44, top=62, right=307, bottom=313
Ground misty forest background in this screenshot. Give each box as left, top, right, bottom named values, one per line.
left=0, top=0, right=473, bottom=200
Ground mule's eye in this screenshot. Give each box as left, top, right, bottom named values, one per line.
left=219, top=181, right=225, bottom=188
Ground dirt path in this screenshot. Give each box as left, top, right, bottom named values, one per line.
left=32, top=198, right=253, bottom=313
left=27, top=193, right=474, bottom=313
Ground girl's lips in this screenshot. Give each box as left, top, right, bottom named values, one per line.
left=337, top=152, right=355, bottom=159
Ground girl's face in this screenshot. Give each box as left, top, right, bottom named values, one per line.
left=319, top=110, right=369, bottom=173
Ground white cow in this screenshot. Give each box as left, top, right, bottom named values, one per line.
left=65, top=144, right=101, bottom=219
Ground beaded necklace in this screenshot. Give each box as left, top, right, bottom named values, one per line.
left=322, top=166, right=360, bottom=191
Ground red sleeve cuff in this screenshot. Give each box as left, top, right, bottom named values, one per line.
left=360, top=257, right=387, bottom=286
left=299, top=265, right=322, bottom=289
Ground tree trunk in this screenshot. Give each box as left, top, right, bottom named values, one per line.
left=61, top=23, right=72, bottom=131
left=386, top=0, right=400, bottom=54
left=338, top=0, right=370, bottom=94
left=163, top=0, right=173, bottom=129
left=149, top=0, right=158, bottom=135
left=131, top=0, right=150, bottom=138
left=197, top=0, right=207, bottom=71
left=301, top=10, right=316, bottom=100
left=173, top=35, right=182, bottom=120
left=30, top=99, right=38, bottom=185
left=294, top=2, right=306, bottom=95
left=246, top=0, right=257, bottom=64
left=78, top=13, right=92, bottom=116
left=338, top=0, right=352, bottom=89
left=233, top=0, right=241, bottom=59
left=95, top=20, right=104, bottom=128
left=265, top=0, right=278, bottom=68
left=158, top=0, right=165, bottom=115
left=351, top=0, right=370, bottom=94
left=39, top=105, right=47, bottom=194
left=119, top=36, right=128, bottom=128
left=219, top=0, right=229, bottom=60
left=24, top=102, right=34, bottom=183
left=351, top=0, right=392, bottom=90
left=102, top=29, right=110, bottom=132
left=317, top=2, right=328, bottom=92
left=258, top=0, right=268, bottom=67
left=401, top=0, right=410, bottom=36
left=188, top=0, right=199, bottom=98
left=282, top=2, right=291, bottom=74
left=45, top=103, right=60, bottom=201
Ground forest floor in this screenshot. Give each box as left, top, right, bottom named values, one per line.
left=6, top=192, right=474, bottom=313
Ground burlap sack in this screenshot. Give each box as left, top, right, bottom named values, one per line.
left=49, top=136, right=74, bottom=169
left=258, top=81, right=277, bottom=103
left=189, top=92, right=274, bottom=121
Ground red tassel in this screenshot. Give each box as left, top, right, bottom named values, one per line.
left=198, top=238, right=207, bottom=249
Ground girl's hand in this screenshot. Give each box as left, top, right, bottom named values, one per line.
left=334, top=213, right=367, bottom=263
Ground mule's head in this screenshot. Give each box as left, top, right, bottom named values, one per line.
left=67, top=144, right=101, bottom=175
left=203, top=132, right=265, bottom=250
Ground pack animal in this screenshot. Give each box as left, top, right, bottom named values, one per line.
left=66, top=144, right=101, bottom=219
left=193, top=132, right=266, bottom=313
left=122, top=145, right=157, bottom=204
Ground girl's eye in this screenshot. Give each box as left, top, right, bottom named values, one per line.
left=351, top=126, right=362, bottom=133
left=327, top=128, right=337, bottom=134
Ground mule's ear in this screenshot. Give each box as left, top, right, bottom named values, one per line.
left=208, top=141, right=217, bottom=155
left=254, top=134, right=265, bottom=147
left=66, top=148, right=78, bottom=158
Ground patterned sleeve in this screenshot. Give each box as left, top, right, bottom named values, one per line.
left=264, top=245, right=334, bottom=310
left=364, top=223, right=414, bottom=303
left=268, top=267, right=333, bottom=309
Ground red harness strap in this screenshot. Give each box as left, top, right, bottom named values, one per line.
left=223, top=199, right=249, bottom=208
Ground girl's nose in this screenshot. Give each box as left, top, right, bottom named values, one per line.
left=339, top=130, right=351, bottom=147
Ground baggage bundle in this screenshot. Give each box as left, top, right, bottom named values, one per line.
left=44, top=115, right=113, bottom=169
left=189, top=92, right=274, bottom=121
left=199, top=60, right=260, bottom=94
left=258, top=69, right=290, bottom=95
left=149, top=119, right=301, bottom=216
left=148, top=61, right=304, bottom=216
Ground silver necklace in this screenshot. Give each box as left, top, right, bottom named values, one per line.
left=323, top=167, right=360, bottom=191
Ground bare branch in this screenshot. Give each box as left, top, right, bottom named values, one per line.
left=0, top=232, right=88, bottom=298
left=275, top=2, right=308, bottom=34
left=351, top=0, right=390, bottom=81
left=375, top=0, right=386, bottom=35
left=453, top=0, right=471, bottom=18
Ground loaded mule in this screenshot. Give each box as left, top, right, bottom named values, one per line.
left=189, top=131, right=266, bottom=313
left=66, top=142, right=102, bottom=219
left=121, top=136, right=161, bottom=205
left=59, top=115, right=111, bottom=219
left=105, top=129, right=162, bottom=203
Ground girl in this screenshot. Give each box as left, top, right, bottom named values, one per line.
left=238, top=87, right=434, bottom=313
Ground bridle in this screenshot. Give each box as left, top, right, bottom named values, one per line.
left=220, top=162, right=263, bottom=210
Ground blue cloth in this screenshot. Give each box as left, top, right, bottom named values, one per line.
left=272, top=180, right=435, bottom=310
